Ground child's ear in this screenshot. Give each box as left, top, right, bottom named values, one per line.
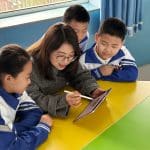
left=95, top=33, right=100, bottom=43
left=4, top=74, right=14, bottom=83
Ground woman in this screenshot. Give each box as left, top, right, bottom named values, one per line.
left=27, top=22, right=103, bottom=117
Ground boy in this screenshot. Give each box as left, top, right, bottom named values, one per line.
left=28, top=5, right=90, bottom=53
left=63, top=4, right=90, bottom=52
left=80, top=18, right=138, bottom=82
left=0, top=44, right=52, bottom=150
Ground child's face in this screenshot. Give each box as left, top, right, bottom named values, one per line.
left=95, top=33, right=123, bottom=60
left=50, top=43, right=75, bottom=70
left=68, top=20, right=88, bottom=43
left=4, top=61, right=32, bottom=94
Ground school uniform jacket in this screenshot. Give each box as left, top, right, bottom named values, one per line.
left=79, top=44, right=138, bottom=82
left=27, top=55, right=99, bottom=118
left=0, top=88, right=50, bottom=150
left=79, top=32, right=89, bottom=53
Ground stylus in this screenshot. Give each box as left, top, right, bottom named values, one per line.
left=64, top=90, right=93, bottom=100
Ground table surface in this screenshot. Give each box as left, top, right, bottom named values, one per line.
left=38, top=81, right=150, bottom=150
left=83, top=96, right=150, bottom=150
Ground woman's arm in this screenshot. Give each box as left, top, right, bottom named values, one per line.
left=67, top=63, right=99, bottom=96
left=27, top=81, right=69, bottom=117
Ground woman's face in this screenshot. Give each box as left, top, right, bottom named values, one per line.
left=50, top=43, right=75, bottom=70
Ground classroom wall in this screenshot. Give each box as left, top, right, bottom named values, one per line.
left=0, top=9, right=99, bottom=49
left=0, top=18, right=61, bottom=48
left=0, top=0, right=150, bottom=66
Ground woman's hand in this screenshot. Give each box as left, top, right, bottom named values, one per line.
left=91, top=88, right=105, bottom=99
left=66, top=90, right=82, bottom=107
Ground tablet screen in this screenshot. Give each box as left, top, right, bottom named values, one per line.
left=73, top=88, right=112, bottom=122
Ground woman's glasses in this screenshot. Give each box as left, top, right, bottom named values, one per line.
left=56, top=55, right=77, bottom=62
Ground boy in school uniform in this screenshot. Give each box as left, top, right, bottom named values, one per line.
left=0, top=44, right=52, bottom=150
left=63, top=4, right=90, bottom=52
left=28, top=5, right=90, bottom=53
left=80, top=18, right=138, bottom=82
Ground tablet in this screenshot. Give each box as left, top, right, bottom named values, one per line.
left=73, top=88, right=112, bottom=122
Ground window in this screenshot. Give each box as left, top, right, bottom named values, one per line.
left=0, top=0, right=88, bottom=18
left=0, top=0, right=71, bottom=13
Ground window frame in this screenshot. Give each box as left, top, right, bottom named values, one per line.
left=0, top=0, right=89, bottom=19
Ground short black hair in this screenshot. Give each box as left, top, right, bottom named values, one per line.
left=0, top=44, right=31, bottom=85
left=63, top=4, right=90, bottom=23
left=98, top=18, right=127, bottom=41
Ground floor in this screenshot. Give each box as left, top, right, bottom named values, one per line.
left=138, top=64, right=150, bottom=81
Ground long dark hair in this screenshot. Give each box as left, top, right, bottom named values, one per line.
left=0, top=44, right=31, bottom=86
left=28, top=22, right=81, bottom=80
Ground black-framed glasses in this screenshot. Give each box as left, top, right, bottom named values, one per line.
left=56, top=55, right=77, bottom=62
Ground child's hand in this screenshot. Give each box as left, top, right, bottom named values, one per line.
left=40, top=114, right=53, bottom=127
left=66, top=91, right=82, bottom=107
left=99, top=65, right=116, bottom=76
left=91, top=88, right=105, bottom=99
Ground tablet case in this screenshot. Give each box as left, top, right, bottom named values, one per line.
left=73, top=88, right=112, bottom=122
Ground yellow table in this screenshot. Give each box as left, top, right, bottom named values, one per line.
left=38, top=81, right=150, bottom=150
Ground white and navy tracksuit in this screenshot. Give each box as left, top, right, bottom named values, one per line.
left=80, top=44, right=138, bottom=81
left=0, top=88, right=50, bottom=150
left=79, top=32, right=89, bottom=53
